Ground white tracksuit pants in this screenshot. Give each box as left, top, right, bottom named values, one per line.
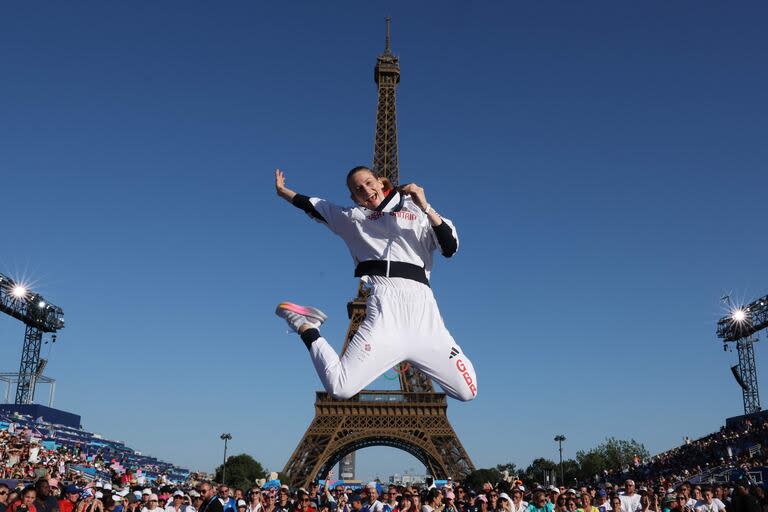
left=309, top=278, right=478, bottom=401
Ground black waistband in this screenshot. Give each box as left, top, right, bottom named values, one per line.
left=354, top=260, right=430, bottom=287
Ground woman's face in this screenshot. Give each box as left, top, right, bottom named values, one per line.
left=348, top=170, right=386, bottom=209
left=23, top=491, right=36, bottom=506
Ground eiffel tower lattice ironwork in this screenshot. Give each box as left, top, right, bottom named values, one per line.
left=283, top=18, right=474, bottom=489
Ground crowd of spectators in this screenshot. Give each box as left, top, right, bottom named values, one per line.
left=619, top=418, right=768, bottom=486
left=4, top=478, right=759, bottom=512
left=6, top=415, right=768, bottom=512
left=1, top=420, right=183, bottom=487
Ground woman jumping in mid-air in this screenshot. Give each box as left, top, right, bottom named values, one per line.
left=274, top=166, right=478, bottom=401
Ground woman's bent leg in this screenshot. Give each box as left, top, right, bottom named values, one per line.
left=306, top=297, right=403, bottom=399
left=409, top=341, right=478, bottom=402
left=407, top=298, right=478, bottom=402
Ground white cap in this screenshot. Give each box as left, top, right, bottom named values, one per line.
left=113, top=496, right=123, bottom=502
left=366, top=482, right=377, bottom=490
left=95, top=492, right=104, bottom=499
left=237, top=500, right=247, bottom=507
left=174, top=491, right=185, bottom=497
left=498, top=493, right=511, bottom=503
left=150, top=494, right=159, bottom=501
left=104, top=484, right=113, bottom=491
left=143, top=489, right=152, bottom=495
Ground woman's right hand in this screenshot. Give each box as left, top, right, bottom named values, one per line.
left=274, top=169, right=296, bottom=201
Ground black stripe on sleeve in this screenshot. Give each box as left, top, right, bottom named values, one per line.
left=432, top=222, right=458, bottom=257
left=291, top=194, right=326, bottom=223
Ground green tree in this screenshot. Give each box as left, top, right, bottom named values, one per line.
left=524, top=458, right=558, bottom=485
left=214, top=454, right=267, bottom=490
left=575, top=438, right=649, bottom=481
left=463, top=468, right=502, bottom=489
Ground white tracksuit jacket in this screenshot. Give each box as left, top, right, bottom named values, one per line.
left=291, top=189, right=478, bottom=401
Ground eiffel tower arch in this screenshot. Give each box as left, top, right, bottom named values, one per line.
left=283, top=391, right=473, bottom=487
left=283, top=19, right=475, bottom=488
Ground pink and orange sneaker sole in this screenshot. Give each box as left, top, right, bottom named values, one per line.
left=275, top=302, right=327, bottom=332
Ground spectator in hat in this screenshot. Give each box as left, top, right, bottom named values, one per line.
left=186, top=493, right=200, bottom=512
left=443, top=492, right=457, bottom=512
left=165, top=492, right=186, bottom=512
left=595, top=490, right=610, bottom=512
left=497, top=494, right=513, bottom=512
left=110, top=495, right=124, bottom=512
left=142, top=495, right=163, bottom=512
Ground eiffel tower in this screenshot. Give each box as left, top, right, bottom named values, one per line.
left=283, top=18, right=474, bottom=489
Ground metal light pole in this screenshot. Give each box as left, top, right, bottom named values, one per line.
left=554, top=435, right=566, bottom=486
left=220, top=433, right=232, bottom=484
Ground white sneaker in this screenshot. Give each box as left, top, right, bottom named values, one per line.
left=275, top=302, right=327, bottom=333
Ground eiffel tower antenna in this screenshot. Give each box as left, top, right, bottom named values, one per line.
left=384, top=16, right=392, bottom=54
left=372, top=16, right=400, bottom=187
left=283, top=18, right=475, bottom=489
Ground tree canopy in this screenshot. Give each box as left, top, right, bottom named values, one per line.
left=462, top=437, right=649, bottom=488
left=214, top=454, right=267, bottom=490
left=575, top=437, right=649, bottom=482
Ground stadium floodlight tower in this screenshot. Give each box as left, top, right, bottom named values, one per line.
left=0, top=272, right=65, bottom=404
left=717, top=292, right=768, bottom=415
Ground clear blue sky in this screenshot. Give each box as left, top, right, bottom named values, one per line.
left=2, top=1, right=768, bottom=482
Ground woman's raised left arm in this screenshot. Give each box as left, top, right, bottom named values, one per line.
left=400, top=183, right=458, bottom=257
left=399, top=183, right=442, bottom=226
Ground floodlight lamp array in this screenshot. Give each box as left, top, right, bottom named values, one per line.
left=0, top=272, right=65, bottom=332
left=717, top=293, right=768, bottom=342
